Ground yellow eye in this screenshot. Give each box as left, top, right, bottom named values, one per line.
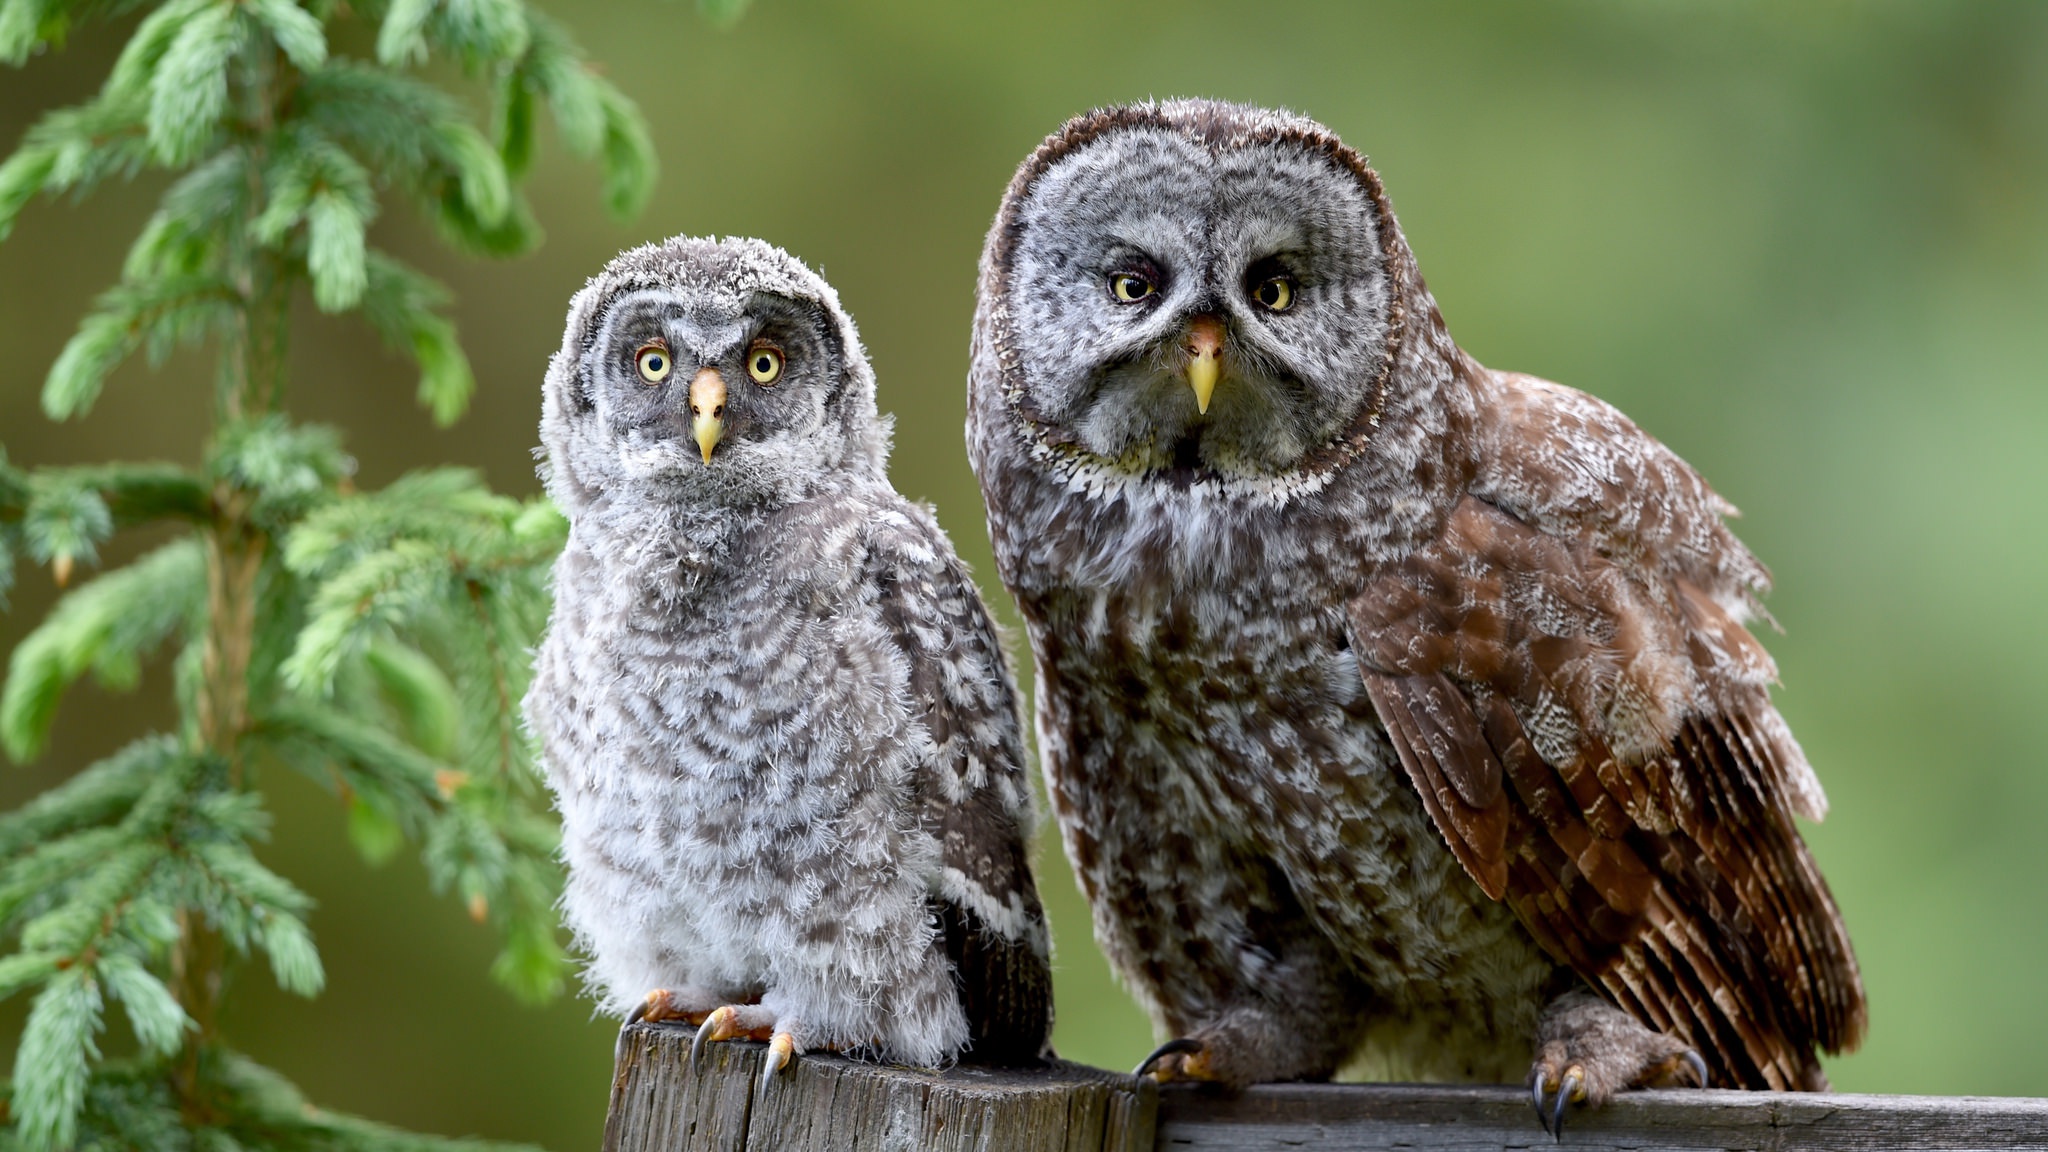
left=1109, top=273, right=1156, bottom=303
left=635, top=345, right=671, bottom=384
left=747, top=345, right=784, bottom=385
left=1253, top=276, right=1295, bottom=312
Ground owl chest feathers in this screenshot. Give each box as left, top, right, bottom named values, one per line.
left=535, top=486, right=944, bottom=989
left=997, top=440, right=1558, bottom=1030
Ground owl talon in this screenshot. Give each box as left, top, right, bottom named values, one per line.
left=690, top=1003, right=778, bottom=1070
left=692, top=1007, right=733, bottom=1068
left=1552, top=1065, right=1584, bottom=1137
left=1134, top=1036, right=1214, bottom=1082
left=760, top=1031, right=796, bottom=1089
left=1530, top=1063, right=1588, bottom=1139
left=1682, top=1049, right=1708, bottom=1089
left=628, top=988, right=699, bottom=1027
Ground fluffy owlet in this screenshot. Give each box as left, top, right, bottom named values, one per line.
left=526, top=236, right=1051, bottom=1082
left=967, top=101, right=1864, bottom=1130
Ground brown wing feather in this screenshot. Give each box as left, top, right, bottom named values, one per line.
left=1349, top=489, right=1864, bottom=1090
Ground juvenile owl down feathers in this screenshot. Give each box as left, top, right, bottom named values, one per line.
left=527, top=236, right=1050, bottom=1069
left=968, top=100, right=1862, bottom=1101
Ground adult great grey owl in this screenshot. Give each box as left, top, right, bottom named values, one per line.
left=526, top=235, right=1051, bottom=1082
left=966, top=100, right=1864, bottom=1130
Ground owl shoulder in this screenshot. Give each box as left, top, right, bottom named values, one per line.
left=1467, top=369, right=1770, bottom=619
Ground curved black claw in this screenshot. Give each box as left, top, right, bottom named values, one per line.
left=1552, top=1067, right=1583, bottom=1140
left=1531, top=1065, right=1585, bottom=1141
left=625, top=999, right=652, bottom=1027
left=760, top=1032, right=794, bottom=1091
left=691, top=1009, right=727, bottom=1069
left=1682, top=1049, right=1709, bottom=1089
left=1133, top=1037, right=1205, bottom=1078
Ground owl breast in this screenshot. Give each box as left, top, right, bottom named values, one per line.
left=1019, top=504, right=1558, bottom=1080
left=531, top=490, right=940, bottom=1015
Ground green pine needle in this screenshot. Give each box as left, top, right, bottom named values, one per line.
left=0, top=539, right=203, bottom=763
left=146, top=1, right=245, bottom=166
left=0, top=0, right=48, bottom=67
left=44, top=276, right=238, bottom=420
left=307, top=190, right=370, bottom=312
left=0, top=143, right=57, bottom=241
left=364, top=639, right=461, bottom=761
left=97, top=954, right=193, bottom=1058
left=14, top=966, right=102, bottom=1151
left=260, top=912, right=324, bottom=997
left=247, top=0, right=325, bottom=71
left=0, top=736, right=179, bottom=859
left=375, top=0, right=435, bottom=66
left=597, top=80, right=657, bottom=219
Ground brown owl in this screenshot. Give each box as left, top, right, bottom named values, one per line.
left=966, top=100, right=1864, bottom=1132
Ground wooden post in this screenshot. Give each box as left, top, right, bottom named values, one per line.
left=605, top=1022, right=2048, bottom=1151
left=604, top=1022, right=1156, bottom=1152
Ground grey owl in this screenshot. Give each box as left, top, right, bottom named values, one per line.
left=527, top=235, right=1051, bottom=1081
left=966, top=100, right=1864, bottom=1129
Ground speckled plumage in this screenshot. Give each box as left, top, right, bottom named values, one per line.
left=527, top=236, right=1050, bottom=1069
left=967, top=101, right=1864, bottom=1101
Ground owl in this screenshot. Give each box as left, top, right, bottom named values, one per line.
left=526, top=235, right=1051, bottom=1084
left=966, top=100, right=1864, bottom=1132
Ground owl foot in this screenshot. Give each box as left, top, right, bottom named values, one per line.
left=692, top=1004, right=810, bottom=1090
left=626, top=987, right=723, bottom=1027
left=1134, top=1037, right=1218, bottom=1083
left=1528, top=990, right=1707, bottom=1138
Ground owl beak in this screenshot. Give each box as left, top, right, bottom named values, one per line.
left=1183, top=314, right=1225, bottom=415
left=689, top=368, right=726, bottom=463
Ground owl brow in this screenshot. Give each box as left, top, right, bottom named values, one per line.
left=746, top=295, right=841, bottom=360
left=600, top=297, right=678, bottom=353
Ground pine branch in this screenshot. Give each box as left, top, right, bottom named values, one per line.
left=292, top=63, right=526, bottom=256
left=358, top=254, right=473, bottom=426
left=0, top=734, right=173, bottom=859
left=503, top=10, right=655, bottom=216
left=0, top=0, right=692, bottom=1143
left=44, top=275, right=240, bottom=421
left=250, top=697, right=443, bottom=828
left=71, top=462, right=213, bottom=526
left=206, top=417, right=350, bottom=529
left=0, top=539, right=203, bottom=762
left=0, top=92, right=153, bottom=242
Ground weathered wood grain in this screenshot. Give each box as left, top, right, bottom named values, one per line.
left=606, top=1025, right=2048, bottom=1152
left=603, top=1021, right=1157, bottom=1152
left=1157, top=1081, right=2048, bottom=1151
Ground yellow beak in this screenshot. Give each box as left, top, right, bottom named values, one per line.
left=689, top=368, right=726, bottom=463
left=1184, top=314, right=1225, bottom=415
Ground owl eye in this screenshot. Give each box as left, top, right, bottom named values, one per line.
left=635, top=344, right=672, bottom=384
left=1108, top=273, right=1156, bottom=303
left=747, top=345, right=784, bottom=385
left=1252, top=275, right=1296, bottom=312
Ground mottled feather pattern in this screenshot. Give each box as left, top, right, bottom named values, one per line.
left=969, top=99, right=1863, bottom=1094
left=528, top=236, right=1049, bottom=1067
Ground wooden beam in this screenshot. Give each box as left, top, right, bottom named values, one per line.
left=606, top=1023, right=2048, bottom=1151
left=1159, top=1081, right=2048, bottom=1150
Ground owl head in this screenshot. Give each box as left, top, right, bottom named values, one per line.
left=541, top=236, right=888, bottom=513
left=977, top=100, right=1447, bottom=491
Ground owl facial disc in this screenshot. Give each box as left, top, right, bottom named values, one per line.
left=999, top=119, right=1392, bottom=481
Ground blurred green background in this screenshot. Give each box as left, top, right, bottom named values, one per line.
left=4, top=0, right=2048, bottom=1146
